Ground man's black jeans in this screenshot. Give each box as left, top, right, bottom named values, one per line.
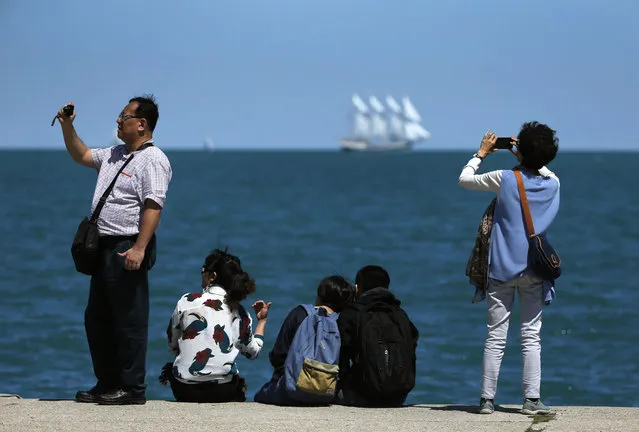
left=84, top=236, right=150, bottom=395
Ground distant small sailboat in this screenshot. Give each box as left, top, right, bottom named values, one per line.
left=204, top=136, right=214, bottom=152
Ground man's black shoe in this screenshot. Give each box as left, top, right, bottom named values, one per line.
left=96, top=389, right=146, bottom=405
left=75, top=386, right=107, bottom=403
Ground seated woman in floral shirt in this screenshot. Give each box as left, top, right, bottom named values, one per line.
left=160, top=248, right=271, bottom=403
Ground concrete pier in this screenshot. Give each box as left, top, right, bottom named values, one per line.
left=1, top=397, right=637, bottom=432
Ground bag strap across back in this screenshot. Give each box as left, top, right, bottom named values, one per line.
left=89, top=143, right=154, bottom=223
left=513, top=169, right=536, bottom=238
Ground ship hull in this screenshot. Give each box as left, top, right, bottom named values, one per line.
left=340, top=139, right=412, bottom=152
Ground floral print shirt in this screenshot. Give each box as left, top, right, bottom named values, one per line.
left=167, top=285, right=263, bottom=383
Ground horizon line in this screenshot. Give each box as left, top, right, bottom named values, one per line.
left=0, top=147, right=636, bottom=153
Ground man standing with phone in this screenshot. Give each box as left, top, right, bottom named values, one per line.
left=56, top=95, right=172, bottom=405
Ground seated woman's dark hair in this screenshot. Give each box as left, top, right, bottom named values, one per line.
left=517, top=121, right=559, bottom=170
left=202, top=248, right=255, bottom=310
left=316, top=275, right=355, bottom=312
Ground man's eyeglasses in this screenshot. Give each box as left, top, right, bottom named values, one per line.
left=118, top=113, right=142, bottom=122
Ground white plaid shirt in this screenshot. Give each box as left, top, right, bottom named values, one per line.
left=90, top=142, right=172, bottom=236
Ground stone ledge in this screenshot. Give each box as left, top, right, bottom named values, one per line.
left=0, top=398, right=637, bottom=432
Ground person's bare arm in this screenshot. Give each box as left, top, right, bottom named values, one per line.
left=56, top=102, right=96, bottom=168
left=118, top=200, right=162, bottom=270
left=252, top=300, right=271, bottom=337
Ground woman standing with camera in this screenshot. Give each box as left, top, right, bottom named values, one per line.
left=458, top=122, right=560, bottom=416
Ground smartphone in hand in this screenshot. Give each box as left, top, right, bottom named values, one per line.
left=494, top=137, right=514, bottom=149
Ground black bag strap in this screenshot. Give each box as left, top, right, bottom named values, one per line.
left=89, top=143, right=154, bottom=223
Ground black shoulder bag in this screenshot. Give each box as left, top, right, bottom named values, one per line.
left=513, top=169, right=561, bottom=281
left=71, top=144, right=152, bottom=275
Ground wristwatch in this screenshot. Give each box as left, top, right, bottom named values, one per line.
left=473, top=153, right=484, bottom=160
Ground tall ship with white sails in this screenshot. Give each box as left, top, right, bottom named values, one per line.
left=340, top=94, right=431, bottom=151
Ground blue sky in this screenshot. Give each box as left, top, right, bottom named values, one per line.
left=1, top=0, right=637, bottom=150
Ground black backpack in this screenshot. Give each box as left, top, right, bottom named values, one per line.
left=354, top=302, right=416, bottom=399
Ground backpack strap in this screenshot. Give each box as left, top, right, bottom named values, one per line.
left=301, top=304, right=339, bottom=321
left=300, top=304, right=317, bottom=316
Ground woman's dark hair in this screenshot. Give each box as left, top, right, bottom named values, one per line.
left=202, top=248, right=255, bottom=310
left=517, top=121, right=559, bottom=170
left=316, top=275, right=355, bottom=312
